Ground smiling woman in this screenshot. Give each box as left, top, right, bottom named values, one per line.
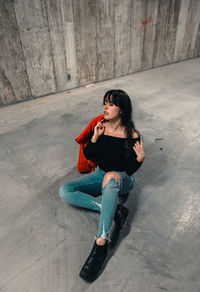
left=59, top=89, right=145, bottom=282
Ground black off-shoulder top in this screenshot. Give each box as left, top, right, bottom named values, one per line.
left=83, top=134, right=143, bottom=176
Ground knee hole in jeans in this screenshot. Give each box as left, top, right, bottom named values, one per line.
left=102, top=172, right=121, bottom=189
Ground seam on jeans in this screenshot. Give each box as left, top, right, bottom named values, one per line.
left=100, top=220, right=107, bottom=239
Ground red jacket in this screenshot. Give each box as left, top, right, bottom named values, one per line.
left=75, top=115, right=104, bottom=173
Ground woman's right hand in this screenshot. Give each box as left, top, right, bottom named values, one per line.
left=91, top=119, right=105, bottom=142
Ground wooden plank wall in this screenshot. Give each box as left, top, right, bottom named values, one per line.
left=0, top=0, right=200, bottom=106
left=0, top=1, right=31, bottom=105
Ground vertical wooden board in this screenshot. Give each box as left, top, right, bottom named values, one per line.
left=173, top=0, right=190, bottom=62
left=14, top=0, right=56, bottom=96
left=194, top=23, right=200, bottom=57
left=129, top=0, right=145, bottom=73
left=0, top=1, right=31, bottom=105
left=114, top=0, right=131, bottom=77
left=96, top=0, right=115, bottom=81
left=63, top=21, right=79, bottom=89
left=142, top=0, right=159, bottom=70
left=46, top=0, right=67, bottom=92
left=73, top=0, right=97, bottom=86
left=62, top=0, right=78, bottom=89
left=190, top=2, right=200, bottom=59
left=181, top=0, right=200, bottom=59
left=46, top=0, right=78, bottom=91
left=153, top=0, right=181, bottom=67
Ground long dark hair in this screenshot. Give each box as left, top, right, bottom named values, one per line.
left=103, top=89, right=140, bottom=159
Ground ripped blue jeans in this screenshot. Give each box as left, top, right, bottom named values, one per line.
left=59, top=167, right=135, bottom=241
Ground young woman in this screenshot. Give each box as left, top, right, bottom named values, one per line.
left=59, top=89, right=145, bottom=282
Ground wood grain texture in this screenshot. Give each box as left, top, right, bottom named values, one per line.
left=153, top=0, right=181, bottom=67
left=114, top=0, right=131, bottom=77
left=0, top=1, right=31, bottom=105
left=129, top=0, right=145, bottom=73
left=14, top=0, right=56, bottom=96
left=181, top=0, right=200, bottom=59
left=0, top=0, right=200, bottom=105
left=46, top=0, right=78, bottom=91
left=173, top=0, right=190, bottom=62
left=142, top=0, right=159, bottom=70
left=194, top=22, right=200, bottom=58
left=96, top=0, right=115, bottom=81
left=72, top=0, right=97, bottom=85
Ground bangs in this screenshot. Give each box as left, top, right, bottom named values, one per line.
left=103, top=91, right=120, bottom=106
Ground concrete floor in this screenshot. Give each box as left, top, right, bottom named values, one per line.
left=0, top=58, right=200, bottom=292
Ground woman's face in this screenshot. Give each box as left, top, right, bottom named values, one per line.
left=103, top=97, right=121, bottom=121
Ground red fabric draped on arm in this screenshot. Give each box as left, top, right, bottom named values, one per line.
left=75, top=115, right=104, bottom=173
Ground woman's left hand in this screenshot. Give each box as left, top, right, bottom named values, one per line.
left=133, top=140, right=146, bottom=162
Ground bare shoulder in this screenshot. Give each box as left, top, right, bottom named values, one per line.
left=132, top=130, right=139, bottom=139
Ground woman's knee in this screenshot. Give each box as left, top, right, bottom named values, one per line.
left=59, top=183, right=74, bottom=201
left=102, top=172, right=121, bottom=189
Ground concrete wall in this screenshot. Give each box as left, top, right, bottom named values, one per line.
left=0, top=0, right=200, bottom=106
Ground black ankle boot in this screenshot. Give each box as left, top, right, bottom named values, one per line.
left=114, top=204, right=129, bottom=231
left=79, top=240, right=109, bottom=282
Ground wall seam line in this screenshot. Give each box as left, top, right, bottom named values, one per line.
left=44, top=0, right=57, bottom=91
